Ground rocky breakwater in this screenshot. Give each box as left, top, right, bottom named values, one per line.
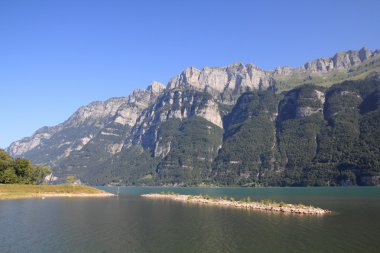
left=142, top=193, right=331, bottom=215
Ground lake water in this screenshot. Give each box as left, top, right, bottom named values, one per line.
left=1, top=187, right=380, bottom=253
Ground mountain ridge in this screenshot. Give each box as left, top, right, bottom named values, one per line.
left=6, top=47, right=380, bottom=186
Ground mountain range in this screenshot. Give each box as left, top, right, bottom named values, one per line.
left=7, top=47, right=380, bottom=186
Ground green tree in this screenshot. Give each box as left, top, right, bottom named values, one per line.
left=0, top=149, right=14, bottom=172
left=66, top=176, right=77, bottom=184
left=32, top=166, right=51, bottom=184
left=14, top=158, right=34, bottom=183
left=1, top=168, right=18, bottom=184
left=0, top=149, right=51, bottom=184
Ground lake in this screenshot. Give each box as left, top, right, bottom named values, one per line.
left=1, top=187, right=380, bottom=253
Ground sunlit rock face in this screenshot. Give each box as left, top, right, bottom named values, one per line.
left=6, top=82, right=165, bottom=162
left=6, top=48, right=380, bottom=186
left=167, top=62, right=273, bottom=104
left=274, top=47, right=379, bottom=76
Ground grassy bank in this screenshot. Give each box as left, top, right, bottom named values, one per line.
left=0, top=184, right=114, bottom=200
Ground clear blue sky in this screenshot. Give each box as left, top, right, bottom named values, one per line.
left=1, top=0, right=379, bottom=148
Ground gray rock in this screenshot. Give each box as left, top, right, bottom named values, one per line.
left=6, top=47, right=380, bottom=184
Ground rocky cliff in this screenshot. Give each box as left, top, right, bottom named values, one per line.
left=7, top=48, right=380, bottom=186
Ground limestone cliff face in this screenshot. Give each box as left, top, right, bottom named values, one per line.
left=277, top=85, right=326, bottom=123
left=6, top=47, right=380, bottom=185
left=7, top=96, right=129, bottom=160
left=51, top=82, right=166, bottom=179
left=274, top=48, right=380, bottom=76
left=7, top=82, right=165, bottom=164
left=9, top=47, right=378, bottom=160
left=295, top=89, right=325, bottom=119
left=167, top=62, right=273, bottom=104
left=129, top=89, right=223, bottom=158
left=113, top=82, right=165, bottom=127
left=66, top=97, right=129, bottom=127
left=7, top=126, right=57, bottom=157
left=167, top=48, right=380, bottom=101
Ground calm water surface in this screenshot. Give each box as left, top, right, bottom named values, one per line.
left=1, top=187, right=380, bottom=253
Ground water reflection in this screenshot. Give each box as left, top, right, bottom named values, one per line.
left=0, top=187, right=379, bottom=253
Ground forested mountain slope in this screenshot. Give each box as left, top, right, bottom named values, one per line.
left=7, top=48, right=380, bottom=186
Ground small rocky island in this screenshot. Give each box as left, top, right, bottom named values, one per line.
left=142, top=193, right=331, bottom=215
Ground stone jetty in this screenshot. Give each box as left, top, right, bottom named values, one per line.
left=142, top=193, right=331, bottom=215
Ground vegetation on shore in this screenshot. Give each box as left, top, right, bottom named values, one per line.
left=0, top=150, right=113, bottom=200
left=0, top=149, right=50, bottom=184
left=0, top=184, right=112, bottom=200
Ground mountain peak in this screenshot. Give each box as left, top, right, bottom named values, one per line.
left=147, top=81, right=165, bottom=93
left=7, top=47, right=380, bottom=163
left=227, top=62, right=245, bottom=69
left=358, top=47, right=372, bottom=61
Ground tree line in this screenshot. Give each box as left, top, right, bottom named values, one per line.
left=0, top=149, right=51, bottom=184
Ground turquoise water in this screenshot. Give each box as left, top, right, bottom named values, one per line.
left=1, top=187, right=380, bottom=252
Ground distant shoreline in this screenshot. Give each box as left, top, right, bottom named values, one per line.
left=104, top=184, right=380, bottom=188
left=0, top=184, right=114, bottom=200
left=142, top=193, right=332, bottom=215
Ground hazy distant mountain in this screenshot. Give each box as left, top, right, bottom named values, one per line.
left=7, top=48, right=380, bottom=186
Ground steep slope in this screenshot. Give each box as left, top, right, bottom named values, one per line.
left=106, top=89, right=224, bottom=185
left=167, top=63, right=274, bottom=104
left=273, top=47, right=380, bottom=92
left=6, top=48, right=380, bottom=186
left=167, top=47, right=380, bottom=97
left=55, top=82, right=165, bottom=179
left=7, top=96, right=130, bottom=166
left=212, top=76, right=380, bottom=186
left=7, top=82, right=165, bottom=168
left=213, top=91, right=281, bottom=185
left=275, top=85, right=327, bottom=185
